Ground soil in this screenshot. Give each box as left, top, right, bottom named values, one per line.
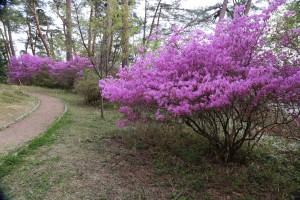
left=0, top=92, right=64, bottom=154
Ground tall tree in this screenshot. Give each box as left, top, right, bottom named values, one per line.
left=0, top=0, right=16, bottom=57
left=55, top=0, right=74, bottom=60
left=121, top=0, right=129, bottom=68
left=65, top=0, right=72, bottom=60
left=25, top=0, right=51, bottom=57
left=87, top=4, right=94, bottom=53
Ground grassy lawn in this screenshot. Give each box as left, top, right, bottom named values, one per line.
left=0, top=84, right=38, bottom=128
left=0, top=86, right=299, bottom=199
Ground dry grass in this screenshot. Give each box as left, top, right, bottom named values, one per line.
left=0, top=84, right=37, bottom=128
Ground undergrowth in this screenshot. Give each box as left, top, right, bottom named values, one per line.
left=109, top=121, right=300, bottom=199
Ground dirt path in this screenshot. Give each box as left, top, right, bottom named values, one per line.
left=0, top=92, right=64, bottom=154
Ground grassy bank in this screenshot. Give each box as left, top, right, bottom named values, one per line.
left=0, top=84, right=37, bottom=128
left=0, top=86, right=299, bottom=199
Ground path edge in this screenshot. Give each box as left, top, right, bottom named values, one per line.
left=27, top=97, right=68, bottom=144
left=0, top=97, right=68, bottom=179
left=4, top=97, right=68, bottom=155
left=0, top=96, right=41, bottom=131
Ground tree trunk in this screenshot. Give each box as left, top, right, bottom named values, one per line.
left=0, top=27, right=11, bottom=60
left=50, top=32, right=55, bottom=58
left=148, top=0, right=161, bottom=40
left=142, top=0, right=147, bottom=46
left=121, top=0, right=129, bottom=68
left=101, top=0, right=113, bottom=74
left=99, top=0, right=114, bottom=119
left=6, top=20, right=15, bottom=56
left=27, top=22, right=36, bottom=55
left=219, top=0, right=228, bottom=21
left=32, top=3, right=50, bottom=57
left=244, top=0, right=252, bottom=15
left=157, top=4, right=163, bottom=33
left=87, top=6, right=93, bottom=53
left=66, top=0, right=73, bottom=61
left=1, top=23, right=12, bottom=58
left=1, top=3, right=15, bottom=57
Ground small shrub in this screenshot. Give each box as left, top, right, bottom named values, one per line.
left=74, top=69, right=101, bottom=104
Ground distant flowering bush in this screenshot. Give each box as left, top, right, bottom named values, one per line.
left=50, top=56, right=94, bottom=88
left=9, top=54, right=93, bottom=88
left=100, top=0, right=300, bottom=162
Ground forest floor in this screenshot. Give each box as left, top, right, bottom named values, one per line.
left=0, top=86, right=299, bottom=200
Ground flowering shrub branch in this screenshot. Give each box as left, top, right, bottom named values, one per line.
left=101, top=0, right=300, bottom=162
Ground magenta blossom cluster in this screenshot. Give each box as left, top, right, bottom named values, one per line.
left=9, top=54, right=93, bottom=88
left=100, top=1, right=300, bottom=126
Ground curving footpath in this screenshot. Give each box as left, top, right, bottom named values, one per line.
left=0, top=92, right=64, bottom=154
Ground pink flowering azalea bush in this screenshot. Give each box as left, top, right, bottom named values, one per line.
left=9, top=54, right=53, bottom=86
left=50, top=56, right=93, bottom=88
left=100, top=1, right=300, bottom=162
left=9, top=54, right=93, bottom=88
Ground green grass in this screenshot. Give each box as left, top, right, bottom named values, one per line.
left=0, top=110, right=68, bottom=178
left=0, top=86, right=299, bottom=199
